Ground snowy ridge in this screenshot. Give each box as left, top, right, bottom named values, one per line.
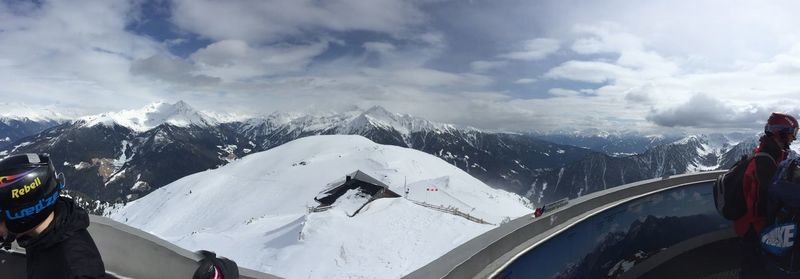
left=671, top=134, right=749, bottom=153
left=0, top=102, right=71, bottom=122
left=665, top=133, right=765, bottom=172
left=341, top=106, right=458, bottom=135
left=241, top=106, right=468, bottom=139
left=670, top=135, right=724, bottom=172
left=110, top=135, right=531, bottom=278
left=79, top=101, right=217, bottom=132
left=240, top=111, right=355, bottom=136
left=201, top=110, right=254, bottom=123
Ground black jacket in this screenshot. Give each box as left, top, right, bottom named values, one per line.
left=17, top=196, right=105, bottom=279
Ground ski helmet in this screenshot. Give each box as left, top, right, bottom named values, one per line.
left=0, top=153, right=64, bottom=233
left=765, top=112, right=798, bottom=140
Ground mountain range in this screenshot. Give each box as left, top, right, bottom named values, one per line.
left=527, top=134, right=765, bottom=205
left=0, top=101, right=784, bottom=211
left=0, top=117, right=63, bottom=149
left=0, top=101, right=593, bottom=210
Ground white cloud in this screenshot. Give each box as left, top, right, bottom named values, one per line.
left=548, top=88, right=580, bottom=97
left=571, top=24, right=643, bottom=55
left=623, top=84, right=654, bottom=104
left=190, top=40, right=329, bottom=81
left=645, top=94, right=783, bottom=129
left=544, top=61, right=634, bottom=83
left=753, top=44, right=800, bottom=75
left=7, top=1, right=800, bottom=134
left=0, top=0, right=164, bottom=111
left=499, top=38, right=560, bottom=61
left=130, top=54, right=220, bottom=86
left=363, top=42, right=397, bottom=54
left=170, top=0, right=428, bottom=44
left=570, top=25, right=679, bottom=77
left=470, top=60, right=508, bottom=73
left=531, top=1, right=800, bottom=71
left=514, top=78, right=537, bottom=84
left=416, top=32, right=446, bottom=49
left=361, top=68, right=494, bottom=88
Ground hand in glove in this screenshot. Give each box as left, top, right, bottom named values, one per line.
left=192, top=250, right=239, bottom=279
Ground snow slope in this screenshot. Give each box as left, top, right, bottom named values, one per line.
left=110, top=135, right=532, bottom=278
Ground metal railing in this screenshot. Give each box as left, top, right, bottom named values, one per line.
left=4, top=216, right=283, bottom=279
left=88, top=215, right=283, bottom=279
left=2, top=171, right=726, bottom=279
left=404, top=170, right=726, bottom=279
left=408, top=199, right=492, bottom=225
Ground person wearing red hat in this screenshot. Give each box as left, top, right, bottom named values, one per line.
left=736, top=112, right=798, bottom=278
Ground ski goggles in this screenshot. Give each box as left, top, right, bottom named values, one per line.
left=767, top=124, right=798, bottom=138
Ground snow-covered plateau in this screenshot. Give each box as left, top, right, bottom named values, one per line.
left=110, top=135, right=532, bottom=278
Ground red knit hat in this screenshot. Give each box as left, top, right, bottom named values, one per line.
left=765, top=112, right=798, bottom=138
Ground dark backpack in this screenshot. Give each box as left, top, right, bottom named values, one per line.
left=714, top=152, right=776, bottom=220
left=761, top=158, right=800, bottom=272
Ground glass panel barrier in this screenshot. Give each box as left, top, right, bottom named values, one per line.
left=496, top=182, right=728, bottom=278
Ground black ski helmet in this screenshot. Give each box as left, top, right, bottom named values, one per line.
left=0, top=153, right=64, bottom=233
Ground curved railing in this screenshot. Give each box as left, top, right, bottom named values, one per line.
left=404, top=171, right=730, bottom=279
left=88, top=215, right=284, bottom=279
left=0, top=171, right=730, bottom=279
left=0, top=216, right=283, bottom=279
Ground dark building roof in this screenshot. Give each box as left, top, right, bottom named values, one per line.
left=315, top=170, right=398, bottom=206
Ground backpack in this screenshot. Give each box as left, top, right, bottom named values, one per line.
left=714, top=152, right=776, bottom=220
left=761, top=159, right=800, bottom=272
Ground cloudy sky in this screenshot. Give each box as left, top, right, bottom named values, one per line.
left=2, top=0, right=800, bottom=133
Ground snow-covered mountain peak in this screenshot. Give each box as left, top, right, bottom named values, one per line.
left=80, top=101, right=217, bottom=132
left=0, top=102, right=71, bottom=122
left=671, top=134, right=745, bottom=155
left=360, top=105, right=399, bottom=123
left=347, top=107, right=399, bottom=133
left=344, top=106, right=455, bottom=135
left=646, top=134, right=665, bottom=141
left=672, top=134, right=707, bottom=146
left=575, top=128, right=611, bottom=138
left=236, top=106, right=471, bottom=140
left=200, top=110, right=253, bottom=124
left=110, top=135, right=531, bottom=278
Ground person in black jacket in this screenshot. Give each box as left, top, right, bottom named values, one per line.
left=0, top=153, right=105, bottom=279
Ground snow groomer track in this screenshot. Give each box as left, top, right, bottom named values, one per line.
left=405, top=170, right=741, bottom=279
left=0, top=215, right=280, bottom=279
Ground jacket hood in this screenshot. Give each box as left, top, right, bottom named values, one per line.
left=759, top=135, right=786, bottom=161
left=17, top=196, right=90, bottom=250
